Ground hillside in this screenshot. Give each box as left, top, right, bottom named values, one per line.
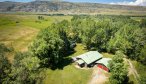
left=0, top=1, right=146, bottom=15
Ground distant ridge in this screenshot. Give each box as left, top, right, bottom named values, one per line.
left=0, top=1, right=146, bottom=15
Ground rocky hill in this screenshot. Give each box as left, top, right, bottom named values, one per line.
left=0, top=1, right=146, bottom=15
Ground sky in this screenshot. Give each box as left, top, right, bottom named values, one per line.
left=0, top=0, right=146, bottom=6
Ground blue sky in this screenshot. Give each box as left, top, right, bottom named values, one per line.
left=0, top=0, right=146, bottom=6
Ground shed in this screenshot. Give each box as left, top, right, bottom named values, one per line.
left=76, top=59, right=84, bottom=65
left=76, top=59, right=85, bottom=67
left=96, top=58, right=112, bottom=72
left=76, top=51, right=103, bottom=66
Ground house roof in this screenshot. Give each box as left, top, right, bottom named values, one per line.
left=76, top=59, right=84, bottom=65
left=95, top=58, right=112, bottom=68
left=76, top=51, right=103, bottom=65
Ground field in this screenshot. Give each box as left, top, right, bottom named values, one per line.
left=0, top=14, right=72, bottom=61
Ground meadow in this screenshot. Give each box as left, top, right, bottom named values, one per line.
left=0, top=14, right=72, bottom=61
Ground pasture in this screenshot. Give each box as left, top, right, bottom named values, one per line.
left=0, top=14, right=72, bottom=51
left=0, top=14, right=72, bottom=61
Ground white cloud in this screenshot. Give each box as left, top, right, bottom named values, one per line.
left=110, top=0, right=146, bottom=6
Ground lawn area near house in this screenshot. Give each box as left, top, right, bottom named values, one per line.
left=44, top=44, right=115, bottom=84
left=101, top=53, right=114, bottom=58
left=43, top=44, right=92, bottom=84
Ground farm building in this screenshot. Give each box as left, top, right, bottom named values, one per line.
left=73, top=51, right=111, bottom=72
left=96, top=58, right=112, bottom=72
left=73, top=51, right=103, bottom=67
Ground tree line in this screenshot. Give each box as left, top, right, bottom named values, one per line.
left=70, top=15, right=146, bottom=64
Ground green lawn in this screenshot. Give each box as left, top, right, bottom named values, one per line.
left=43, top=44, right=92, bottom=84
left=69, top=44, right=88, bottom=57
left=101, top=53, right=114, bottom=58
left=44, top=65, right=92, bottom=84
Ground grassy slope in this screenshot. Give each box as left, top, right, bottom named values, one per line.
left=44, top=44, right=92, bottom=84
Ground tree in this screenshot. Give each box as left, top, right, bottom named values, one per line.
left=9, top=52, right=42, bottom=84
left=38, top=16, right=44, bottom=20
left=139, top=45, right=146, bottom=65
left=127, top=28, right=146, bottom=60
left=140, top=19, right=146, bottom=28
left=29, top=28, right=64, bottom=68
left=0, top=43, right=11, bottom=83
left=109, top=51, right=128, bottom=84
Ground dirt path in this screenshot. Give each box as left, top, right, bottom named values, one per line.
left=88, top=66, right=108, bottom=84
left=125, top=59, right=139, bottom=83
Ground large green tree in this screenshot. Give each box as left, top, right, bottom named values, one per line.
left=29, top=28, right=64, bottom=68
left=9, top=52, right=42, bottom=84
left=0, top=43, right=11, bottom=83
left=139, top=45, right=146, bottom=65
left=109, top=51, right=128, bottom=84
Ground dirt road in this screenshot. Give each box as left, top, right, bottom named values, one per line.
left=125, top=58, right=139, bottom=83
left=89, top=66, right=108, bottom=84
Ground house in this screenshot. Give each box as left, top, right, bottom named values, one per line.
left=73, top=51, right=111, bottom=72
left=96, top=58, right=112, bottom=72
left=74, top=51, right=103, bottom=67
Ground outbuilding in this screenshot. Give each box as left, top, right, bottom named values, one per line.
left=75, top=51, right=103, bottom=67
left=95, top=58, right=112, bottom=72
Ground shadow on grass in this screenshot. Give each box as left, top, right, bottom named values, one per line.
left=50, top=50, right=76, bottom=70
left=51, top=57, right=72, bottom=70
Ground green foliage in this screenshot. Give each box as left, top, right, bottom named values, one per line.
left=29, top=20, right=74, bottom=68
left=71, top=15, right=146, bottom=62
left=29, top=28, right=64, bottom=68
left=140, top=19, right=146, bottom=28
left=109, top=51, right=128, bottom=84
left=38, top=16, right=44, bottom=20
left=131, top=60, right=146, bottom=84
left=0, top=43, right=11, bottom=83
left=9, top=52, right=42, bottom=84
left=139, top=45, right=146, bottom=65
